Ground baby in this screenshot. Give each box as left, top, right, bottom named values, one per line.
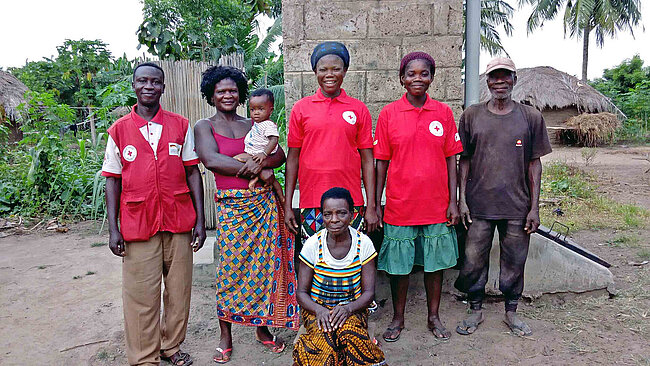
left=234, top=88, right=285, bottom=204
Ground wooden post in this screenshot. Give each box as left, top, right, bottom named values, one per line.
left=89, top=108, right=96, bottom=146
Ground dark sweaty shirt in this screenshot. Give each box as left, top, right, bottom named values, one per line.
left=459, top=101, right=552, bottom=220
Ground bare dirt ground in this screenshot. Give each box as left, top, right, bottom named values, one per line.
left=1, top=146, right=649, bottom=366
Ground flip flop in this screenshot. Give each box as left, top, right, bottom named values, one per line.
left=456, top=312, right=484, bottom=335
left=503, top=316, right=532, bottom=336
left=382, top=326, right=403, bottom=342
left=428, top=325, right=451, bottom=340
left=256, top=335, right=286, bottom=353
left=213, top=347, right=232, bottom=364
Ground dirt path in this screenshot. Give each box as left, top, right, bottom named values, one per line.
left=1, top=146, right=649, bottom=365
left=545, top=146, right=650, bottom=210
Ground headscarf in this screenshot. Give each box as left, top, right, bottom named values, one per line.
left=399, top=52, right=436, bottom=77
left=310, top=42, right=350, bottom=71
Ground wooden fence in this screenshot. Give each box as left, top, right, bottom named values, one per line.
left=155, top=55, right=245, bottom=229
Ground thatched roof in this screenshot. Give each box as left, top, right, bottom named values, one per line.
left=479, top=66, right=623, bottom=117
left=565, top=112, right=619, bottom=146
left=0, top=70, right=28, bottom=122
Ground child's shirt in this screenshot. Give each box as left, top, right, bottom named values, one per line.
left=244, top=119, right=279, bottom=156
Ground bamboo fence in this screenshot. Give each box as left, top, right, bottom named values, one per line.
left=155, top=55, right=245, bottom=229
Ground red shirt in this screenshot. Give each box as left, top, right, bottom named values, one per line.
left=288, top=89, right=373, bottom=208
left=374, top=94, right=463, bottom=226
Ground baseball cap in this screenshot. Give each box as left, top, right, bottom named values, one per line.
left=485, top=57, right=516, bottom=74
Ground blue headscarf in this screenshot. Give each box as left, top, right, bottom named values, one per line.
left=310, top=42, right=350, bottom=71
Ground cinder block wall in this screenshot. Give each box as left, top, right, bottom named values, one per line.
left=282, top=0, right=464, bottom=124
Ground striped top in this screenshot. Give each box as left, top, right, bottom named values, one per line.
left=244, top=119, right=279, bottom=156
left=299, top=227, right=377, bottom=307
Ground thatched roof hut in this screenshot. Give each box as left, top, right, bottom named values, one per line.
left=0, top=70, right=28, bottom=123
left=0, top=70, right=28, bottom=142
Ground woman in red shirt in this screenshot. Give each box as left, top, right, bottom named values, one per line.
left=374, top=52, right=463, bottom=342
left=284, top=42, right=379, bottom=242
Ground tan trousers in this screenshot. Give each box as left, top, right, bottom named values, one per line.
left=123, top=231, right=193, bottom=366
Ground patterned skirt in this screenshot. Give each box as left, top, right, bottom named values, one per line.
left=214, top=187, right=299, bottom=329
left=293, top=309, right=386, bottom=366
left=300, top=206, right=365, bottom=242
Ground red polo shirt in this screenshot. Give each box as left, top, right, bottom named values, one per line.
left=288, top=89, right=373, bottom=208
left=374, top=94, right=463, bottom=226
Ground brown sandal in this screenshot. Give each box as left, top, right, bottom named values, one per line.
left=162, top=350, right=193, bottom=366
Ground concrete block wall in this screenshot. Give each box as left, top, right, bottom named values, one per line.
left=282, top=0, right=464, bottom=124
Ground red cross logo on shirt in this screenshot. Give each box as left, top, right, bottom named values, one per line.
left=429, top=121, right=444, bottom=137
left=123, top=145, right=137, bottom=162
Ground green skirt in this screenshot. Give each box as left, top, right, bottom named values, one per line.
left=378, top=223, right=458, bottom=275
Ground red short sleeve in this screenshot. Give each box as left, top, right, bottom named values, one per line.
left=443, top=107, right=463, bottom=157
left=356, top=106, right=374, bottom=149
left=287, top=103, right=304, bottom=148
left=373, top=107, right=392, bottom=160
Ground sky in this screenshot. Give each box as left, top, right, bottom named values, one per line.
left=0, top=0, right=647, bottom=80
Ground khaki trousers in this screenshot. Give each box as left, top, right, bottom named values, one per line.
left=123, top=231, right=193, bottom=365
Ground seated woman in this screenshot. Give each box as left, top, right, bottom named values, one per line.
left=293, top=187, right=386, bottom=366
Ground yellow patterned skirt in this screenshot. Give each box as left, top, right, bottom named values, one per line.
left=293, top=309, right=386, bottom=366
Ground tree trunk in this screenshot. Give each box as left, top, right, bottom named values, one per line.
left=582, top=24, right=591, bottom=81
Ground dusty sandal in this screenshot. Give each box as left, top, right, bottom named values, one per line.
left=256, top=335, right=285, bottom=353
left=429, top=325, right=451, bottom=340
left=503, top=316, right=532, bottom=336
left=162, top=350, right=193, bottom=366
left=456, top=312, right=484, bottom=335
left=382, top=326, right=403, bottom=342
left=213, top=347, right=232, bottom=364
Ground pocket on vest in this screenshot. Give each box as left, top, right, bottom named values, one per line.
left=173, top=188, right=196, bottom=231
left=120, top=196, right=148, bottom=241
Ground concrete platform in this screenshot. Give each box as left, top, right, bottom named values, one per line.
left=442, top=228, right=615, bottom=297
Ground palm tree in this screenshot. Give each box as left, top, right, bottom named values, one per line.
left=520, top=0, right=642, bottom=81
left=475, top=0, right=515, bottom=56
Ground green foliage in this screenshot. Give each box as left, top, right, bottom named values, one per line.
left=18, top=91, right=75, bottom=142
left=0, top=73, right=133, bottom=219
left=9, top=39, right=120, bottom=108
left=136, top=0, right=283, bottom=89
left=542, top=162, right=594, bottom=199
left=540, top=161, right=649, bottom=230
left=246, top=17, right=284, bottom=88
left=137, top=0, right=253, bottom=61
left=591, top=55, right=650, bottom=142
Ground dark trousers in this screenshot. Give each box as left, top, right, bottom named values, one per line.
left=454, top=218, right=530, bottom=311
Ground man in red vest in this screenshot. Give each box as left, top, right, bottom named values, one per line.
left=102, top=62, right=206, bottom=366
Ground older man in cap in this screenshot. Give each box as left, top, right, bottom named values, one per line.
left=454, top=57, right=552, bottom=336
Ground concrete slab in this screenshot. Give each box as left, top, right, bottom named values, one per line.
left=192, top=237, right=214, bottom=265
left=443, top=230, right=615, bottom=297
left=192, top=231, right=217, bottom=280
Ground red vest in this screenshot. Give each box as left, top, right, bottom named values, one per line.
left=107, top=107, right=197, bottom=242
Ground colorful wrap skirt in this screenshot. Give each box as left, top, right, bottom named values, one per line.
left=293, top=309, right=386, bottom=366
left=214, top=187, right=299, bottom=330
left=378, top=223, right=459, bottom=275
